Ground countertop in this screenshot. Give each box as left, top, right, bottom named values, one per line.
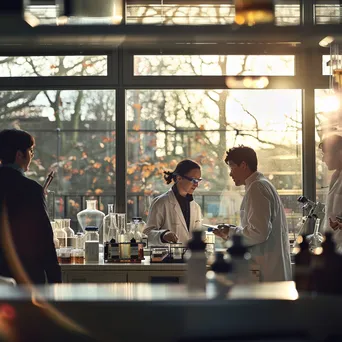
left=60, top=259, right=189, bottom=270
left=0, top=282, right=341, bottom=342
left=0, top=281, right=295, bottom=301
left=60, top=256, right=261, bottom=271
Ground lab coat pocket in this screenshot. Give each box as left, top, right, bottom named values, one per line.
left=332, top=194, right=342, bottom=216
left=240, top=209, right=246, bottom=226
left=170, top=222, right=181, bottom=235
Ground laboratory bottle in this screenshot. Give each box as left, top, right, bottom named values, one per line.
left=132, top=217, right=148, bottom=247
left=130, top=219, right=143, bottom=242
left=54, top=219, right=67, bottom=248
left=227, top=235, right=252, bottom=284
left=207, top=252, right=233, bottom=298
left=63, top=219, right=76, bottom=248
left=71, top=232, right=85, bottom=264
left=130, top=238, right=139, bottom=260
left=187, top=230, right=207, bottom=292
left=84, top=226, right=99, bottom=264
left=105, top=238, right=120, bottom=262
left=117, top=214, right=130, bottom=259
left=103, top=204, right=116, bottom=244
left=77, top=200, right=105, bottom=242
left=294, top=235, right=312, bottom=292
left=50, top=221, right=60, bottom=249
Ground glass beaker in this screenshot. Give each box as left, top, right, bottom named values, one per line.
left=103, top=204, right=118, bottom=243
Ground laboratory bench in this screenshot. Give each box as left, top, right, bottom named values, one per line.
left=60, top=261, right=189, bottom=283
left=0, top=282, right=341, bottom=342
left=60, top=259, right=261, bottom=283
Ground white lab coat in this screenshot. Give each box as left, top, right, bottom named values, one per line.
left=230, top=172, right=292, bottom=282
left=144, top=189, right=202, bottom=245
left=323, top=170, right=342, bottom=248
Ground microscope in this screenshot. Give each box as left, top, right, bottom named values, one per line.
left=295, top=196, right=325, bottom=252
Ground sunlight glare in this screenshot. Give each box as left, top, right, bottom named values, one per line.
left=321, top=94, right=340, bottom=113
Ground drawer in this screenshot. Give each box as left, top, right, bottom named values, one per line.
left=64, top=271, right=127, bottom=283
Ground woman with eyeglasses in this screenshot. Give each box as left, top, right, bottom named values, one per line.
left=144, top=159, right=203, bottom=245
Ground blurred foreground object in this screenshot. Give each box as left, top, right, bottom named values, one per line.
left=0, top=276, right=16, bottom=286
left=57, top=0, right=124, bottom=25
left=25, top=0, right=124, bottom=26
left=234, top=0, right=274, bottom=26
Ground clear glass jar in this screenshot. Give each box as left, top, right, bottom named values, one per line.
left=84, top=226, right=99, bottom=264
left=58, top=248, right=72, bottom=264
left=205, top=228, right=216, bottom=258
left=170, top=243, right=184, bottom=260
left=71, top=249, right=85, bottom=264
left=77, top=200, right=105, bottom=243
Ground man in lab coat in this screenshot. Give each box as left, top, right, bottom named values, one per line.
left=214, top=146, right=292, bottom=282
left=319, top=134, right=342, bottom=250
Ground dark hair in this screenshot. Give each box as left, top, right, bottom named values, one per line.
left=225, top=146, right=258, bottom=172
left=164, top=159, right=201, bottom=184
left=318, top=134, right=342, bottom=153
left=0, top=129, right=35, bottom=164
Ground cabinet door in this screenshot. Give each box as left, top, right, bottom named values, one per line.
left=127, top=271, right=186, bottom=283
left=149, top=271, right=185, bottom=284
left=64, top=271, right=127, bottom=283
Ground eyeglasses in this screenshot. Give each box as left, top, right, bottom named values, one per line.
left=182, top=175, right=202, bottom=185
left=28, top=148, right=35, bottom=157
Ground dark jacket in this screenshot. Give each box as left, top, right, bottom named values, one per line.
left=0, top=165, right=62, bottom=284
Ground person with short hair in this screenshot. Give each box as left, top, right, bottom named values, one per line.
left=319, top=134, right=342, bottom=249
left=214, top=146, right=292, bottom=282
left=144, top=159, right=202, bottom=245
left=0, top=129, right=61, bottom=284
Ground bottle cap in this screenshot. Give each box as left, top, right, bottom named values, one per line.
left=227, top=235, right=247, bottom=257
left=132, top=217, right=143, bottom=222
left=85, top=226, right=98, bottom=231
left=211, top=252, right=232, bottom=273
left=188, top=230, right=206, bottom=251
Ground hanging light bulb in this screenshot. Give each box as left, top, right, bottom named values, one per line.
left=234, top=0, right=275, bottom=26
